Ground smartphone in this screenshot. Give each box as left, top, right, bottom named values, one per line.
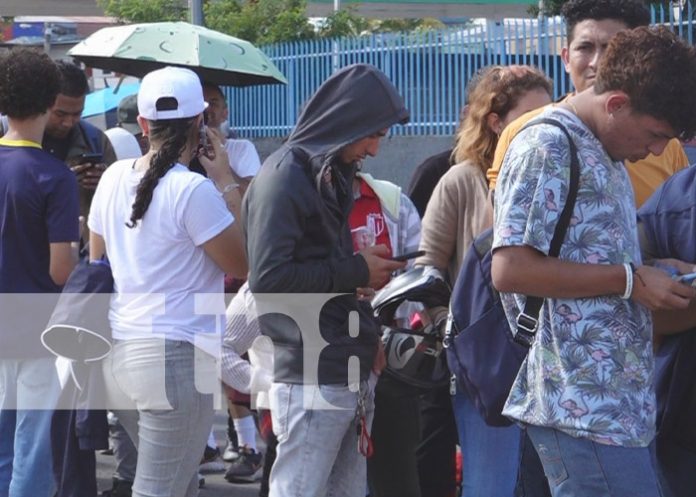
left=677, top=272, right=696, bottom=286
left=391, top=250, right=426, bottom=262
left=199, top=122, right=208, bottom=150
left=77, top=152, right=103, bottom=165
left=198, top=123, right=214, bottom=158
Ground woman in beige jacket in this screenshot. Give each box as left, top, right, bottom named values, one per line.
left=415, top=64, right=553, bottom=497
left=417, top=65, right=553, bottom=283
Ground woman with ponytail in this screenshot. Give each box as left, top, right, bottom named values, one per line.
left=87, top=67, right=247, bottom=497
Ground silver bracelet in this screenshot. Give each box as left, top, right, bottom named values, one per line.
left=219, top=182, right=240, bottom=194
left=621, top=262, right=633, bottom=300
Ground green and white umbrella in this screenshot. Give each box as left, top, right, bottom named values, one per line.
left=68, top=22, right=287, bottom=87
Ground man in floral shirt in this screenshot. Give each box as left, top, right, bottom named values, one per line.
left=492, top=27, right=696, bottom=497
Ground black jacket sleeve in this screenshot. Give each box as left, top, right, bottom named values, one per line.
left=244, top=157, right=370, bottom=294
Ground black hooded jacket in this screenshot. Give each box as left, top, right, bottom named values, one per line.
left=243, top=64, right=409, bottom=385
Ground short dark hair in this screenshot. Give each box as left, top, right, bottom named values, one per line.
left=594, top=26, right=696, bottom=140
left=561, top=0, right=650, bottom=43
left=202, top=81, right=225, bottom=100
left=0, top=48, right=61, bottom=119
left=55, top=60, right=89, bottom=98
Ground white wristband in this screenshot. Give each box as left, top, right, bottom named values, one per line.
left=219, top=182, right=240, bottom=195
left=621, top=263, right=633, bottom=300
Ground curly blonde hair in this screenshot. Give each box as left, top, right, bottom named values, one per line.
left=452, top=65, right=552, bottom=174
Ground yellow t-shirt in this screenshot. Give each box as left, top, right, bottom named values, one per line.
left=487, top=101, right=689, bottom=208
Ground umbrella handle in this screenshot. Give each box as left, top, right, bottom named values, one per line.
left=113, top=75, right=126, bottom=94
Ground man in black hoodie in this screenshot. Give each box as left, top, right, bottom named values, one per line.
left=243, top=64, right=409, bottom=497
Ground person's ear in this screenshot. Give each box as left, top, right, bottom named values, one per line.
left=136, top=116, right=149, bottom=137
left=561, top=46, right=570, bottom=73
left=487, top=112, right=503, bottom=136
left=606, top=92, right=629, bottom=116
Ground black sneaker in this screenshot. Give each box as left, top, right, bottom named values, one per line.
left=224, top=447, right=263, bottom=483
left=100, top=478, right=133, bottom=497
left=199, top=445, right=225, bottom=473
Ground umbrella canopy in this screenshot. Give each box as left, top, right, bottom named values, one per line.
left=82, top=82, right=141, bottom=118
left=68, top=22, right=287, bottom=87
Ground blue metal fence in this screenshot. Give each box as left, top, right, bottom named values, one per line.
left=228, top=4, right=693, bottom=138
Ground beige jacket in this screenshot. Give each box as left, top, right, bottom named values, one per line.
left=416, top=160, right=491, bottom=283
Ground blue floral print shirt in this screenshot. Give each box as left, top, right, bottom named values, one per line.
left=493, top=108, right=655, bottom=448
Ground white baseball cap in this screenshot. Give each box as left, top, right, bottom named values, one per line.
left=137, top=66, right=208, bottom=121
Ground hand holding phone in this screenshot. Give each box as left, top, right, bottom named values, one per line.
left=198, top=123, right=215, bottom=159
left=71, top=153, right=105, bottom=190
left=677, top=272, right=696, bottom=287
left=360, top=244, right=408, bottom=289
left=77, top=152, right=103, bottom=165
left=391, top=250, right=426, bottom=262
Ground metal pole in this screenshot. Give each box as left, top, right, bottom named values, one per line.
left=332, top=0, right=341, bottom=72
left=190, top=0, right=203, bottom=26
left=538, top=0, right=546, bottom=56
left=43, top=22, right=52, bottom=54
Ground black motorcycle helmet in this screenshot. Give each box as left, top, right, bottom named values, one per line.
left=372, top=266, right=451, bottom=390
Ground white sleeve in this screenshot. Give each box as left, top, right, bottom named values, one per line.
left=220, top=283, right=261, bottom=393
left=87, top=193, right=103, bottom=236
left=87, top=167, right=111, bottom=236
left=182, top=180, right=234, bottom=246
left=225, top=140, right=261, bottom=178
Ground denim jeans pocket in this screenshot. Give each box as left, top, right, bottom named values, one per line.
left=111, top=339, right=176, bottom=411
left=18, top=358, right=56, bottom=390
left=533, top=429, right=569, bottom=487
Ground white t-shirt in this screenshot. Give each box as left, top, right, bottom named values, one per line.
left=225, top=139, right=261, bottom=178
left=88, top=160, right=234, bottom=343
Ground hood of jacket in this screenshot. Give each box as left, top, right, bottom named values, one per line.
left=286, top=63, right=409, bottom=177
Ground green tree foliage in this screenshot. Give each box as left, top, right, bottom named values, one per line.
left=317, top=7, right=371, bottom=38
left=374, top=17, right=444, bottom=32
left=527, top=0, right=567, bottom=17
left=204, top=0, right=316, bottom=45
left=97, top=0, right=188, bottom=22
left=530, top=1, right=665, bottom=17
left=97, top=0, right=445, bottom=45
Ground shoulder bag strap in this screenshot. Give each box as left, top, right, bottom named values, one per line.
left=513, top=117, right=581, bottom=347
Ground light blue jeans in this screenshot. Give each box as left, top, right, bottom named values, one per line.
left=103, top=339, right=215, bottom=497
left=452, top=389, right=521, bottom=497
left=0, top=358, right=61, bottom=497
left=268, top=379, right=375, bottom=497
left=526, top=424, right=664, bottom=497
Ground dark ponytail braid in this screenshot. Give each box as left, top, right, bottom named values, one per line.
left=127, top=117, right=196, bottom=228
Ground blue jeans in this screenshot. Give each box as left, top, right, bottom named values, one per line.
left=452, top=389, right=521, bottom=497
left=526, top=425, right=664, bottom=497
left=515, top=430, right=552, bottom=497
left=103, top=339, right=215, bottom=497
left=0, top=358, right=61, bottom=497
left=268, top=379, right=375, bottom=497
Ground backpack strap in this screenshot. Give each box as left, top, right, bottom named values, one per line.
left=473, top=229, right=494, bottom=258
left=512, top=117, right=581, bottom=348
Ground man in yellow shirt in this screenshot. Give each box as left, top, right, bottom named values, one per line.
left=487, top=0, right=688, bottom=208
